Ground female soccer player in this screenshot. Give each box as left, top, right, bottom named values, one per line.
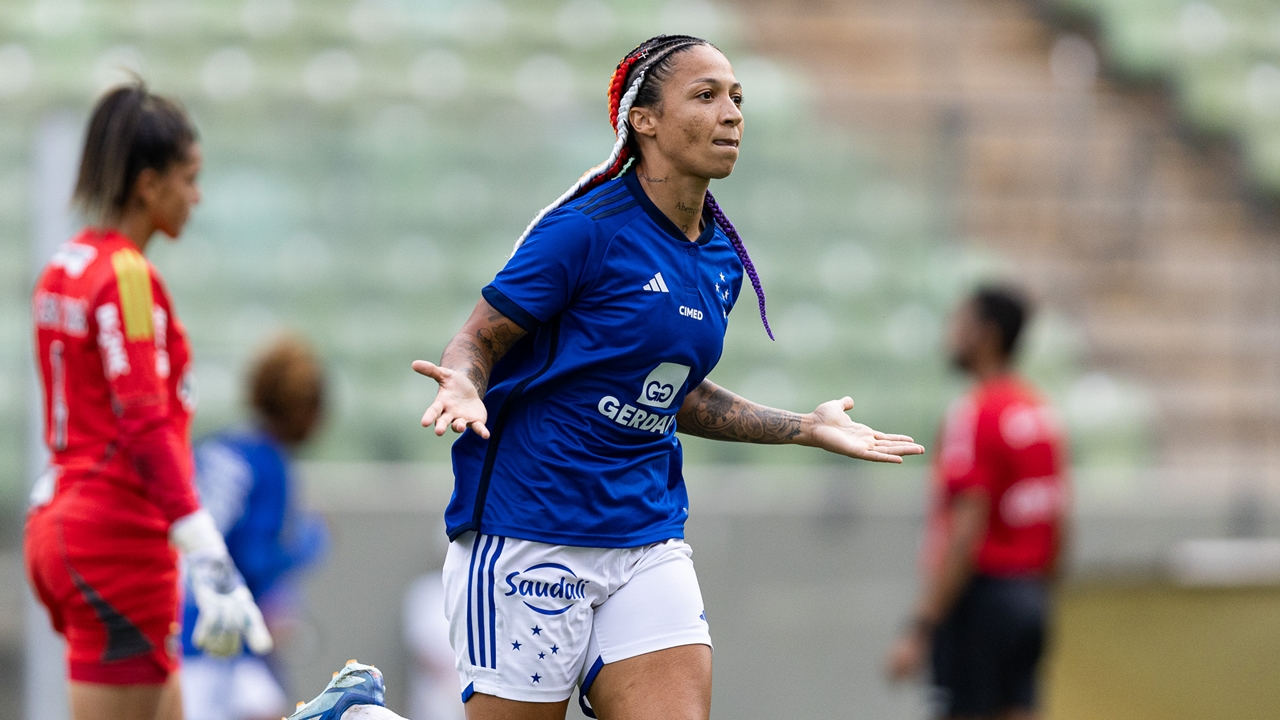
left=408, top=35, right=926, bottom=720
left=27, top=82, right=271, bottom=720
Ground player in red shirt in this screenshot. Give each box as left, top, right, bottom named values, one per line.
left=887, top=286, right=1069, bottom=720
left=26, top=82, right=271, bottom=720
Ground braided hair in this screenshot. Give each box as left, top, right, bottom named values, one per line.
left=510, top=35, right=773, bottom=339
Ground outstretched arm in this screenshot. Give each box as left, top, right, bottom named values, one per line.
left=412, top=298, right=527, bottom=439
left=676, top=378, right=804, bottom=444
left=676, top=379, right=925, bottom=463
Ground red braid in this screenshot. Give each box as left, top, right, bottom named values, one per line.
left=568, top=38, right=703, bottom=201
left=608, top=54, right=641, bottom=130
left=575, top=150, right=630, bottom=200
left=569, top=52, right=642, bottom=200
left=510, top=35, right=712, bottom=254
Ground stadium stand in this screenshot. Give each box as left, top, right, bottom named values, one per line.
left=735, top=0, right=1280, bottom=500
left=2, top=1, right=1277, bottom=718
left=1047, top=0, right=1280, bottom=194
left=0, top=0, right=1134, bottom=501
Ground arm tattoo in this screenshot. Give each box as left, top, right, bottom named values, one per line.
left=440, top=302, right=527, bottom=398
left=475, top=314, right=524, bottom=358
left=676, top=381, right=803, bottom=444
left=450, top=338, right=492, bottom=398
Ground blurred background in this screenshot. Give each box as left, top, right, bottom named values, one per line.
left=2, top=0, right=1279, bottom=717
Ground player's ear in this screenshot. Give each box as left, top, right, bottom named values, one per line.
left=131, top=167, right=162, bottom=209
left=629, top=105, right=658, bottom=140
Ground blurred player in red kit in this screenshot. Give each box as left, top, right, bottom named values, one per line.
left=26, top=82, right=271, bottom=720
left=888, top=286, right=1069, bottom=720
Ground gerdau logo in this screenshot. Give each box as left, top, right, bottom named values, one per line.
left=596, top=362, right=689, bottom=434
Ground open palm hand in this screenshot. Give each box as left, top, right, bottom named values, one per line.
left=806, top=397, right=925, bottom=463
left=412, top=360, right=490, bottom=439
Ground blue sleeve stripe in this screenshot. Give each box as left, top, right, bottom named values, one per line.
left=576, top=183, right=628, bottom=214
left=482, top=285, right=541, bottom=333
left=589, top=200, right=638, bottom=221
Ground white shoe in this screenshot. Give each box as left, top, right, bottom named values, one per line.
left=286, top=660, right=386, bottom=720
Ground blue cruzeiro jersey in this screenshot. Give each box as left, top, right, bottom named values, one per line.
left=446, top=171, right=745, bottom=548
left=181, top=427, right=328, bottom=656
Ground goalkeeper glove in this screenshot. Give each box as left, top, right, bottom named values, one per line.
left=171, top=509, right=274, bottom=657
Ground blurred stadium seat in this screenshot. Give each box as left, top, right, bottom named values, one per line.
left=1051, top=0, right=1280, bottom=193
left=13, top=0, right=1280, bottom=718
left=0, top=0, right=1133, bottom=494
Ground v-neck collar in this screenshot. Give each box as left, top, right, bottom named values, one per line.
left=623, top=170, right=717, bottom=246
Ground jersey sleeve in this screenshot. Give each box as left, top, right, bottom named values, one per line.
left=937, top=397, right=996, bottom=497
left=93, top=249, right=200, bottom=523
left=482, top=209, right=599, bottom=331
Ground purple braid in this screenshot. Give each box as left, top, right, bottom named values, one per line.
left=705, top=191, right=773, bottom=340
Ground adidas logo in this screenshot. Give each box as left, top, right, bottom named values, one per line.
left=643, top=272, right=670, bottom=293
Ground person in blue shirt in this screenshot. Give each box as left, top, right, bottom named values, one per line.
left=395, top=35, right=925, bottom=720
left=180, top=335, right=330, bottom=720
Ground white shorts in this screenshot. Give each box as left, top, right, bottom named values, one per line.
left=180, top=655, right=287, bottom=720
left=443, top=532, right=712, bottom=709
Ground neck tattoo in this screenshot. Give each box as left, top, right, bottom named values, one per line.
left=675, top=200, right=699, bottom=215
left=639, top=172, right=667, bottom=184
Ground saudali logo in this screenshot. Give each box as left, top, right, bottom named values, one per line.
left=504, top=563, right=589, bottom=616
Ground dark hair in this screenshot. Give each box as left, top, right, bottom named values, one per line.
left=73, top=81, right=197, bottom=222
left=510, top=35, right=774, bottom=338
left=618, top=35, right=712, bottom=155
left=972, top=284, right=1031, bottom=358
left=619, top=36, right=772, bottom=338
left=249, top=335, right=326, bottom=445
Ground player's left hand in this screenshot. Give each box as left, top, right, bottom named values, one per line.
left=188, top=554, right=274, bottom=657
left=803, top=397, right=925, bottom=463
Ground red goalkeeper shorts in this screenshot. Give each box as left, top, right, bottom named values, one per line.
left=26, top=477, right=181, bottom=685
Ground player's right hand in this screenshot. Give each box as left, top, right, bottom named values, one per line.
left=886, top=631, right=927, bottom=682
left=412, top=360, right=490, bottom=439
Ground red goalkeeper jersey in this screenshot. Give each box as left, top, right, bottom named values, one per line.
left=33, top=228, right=199, bottom=525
